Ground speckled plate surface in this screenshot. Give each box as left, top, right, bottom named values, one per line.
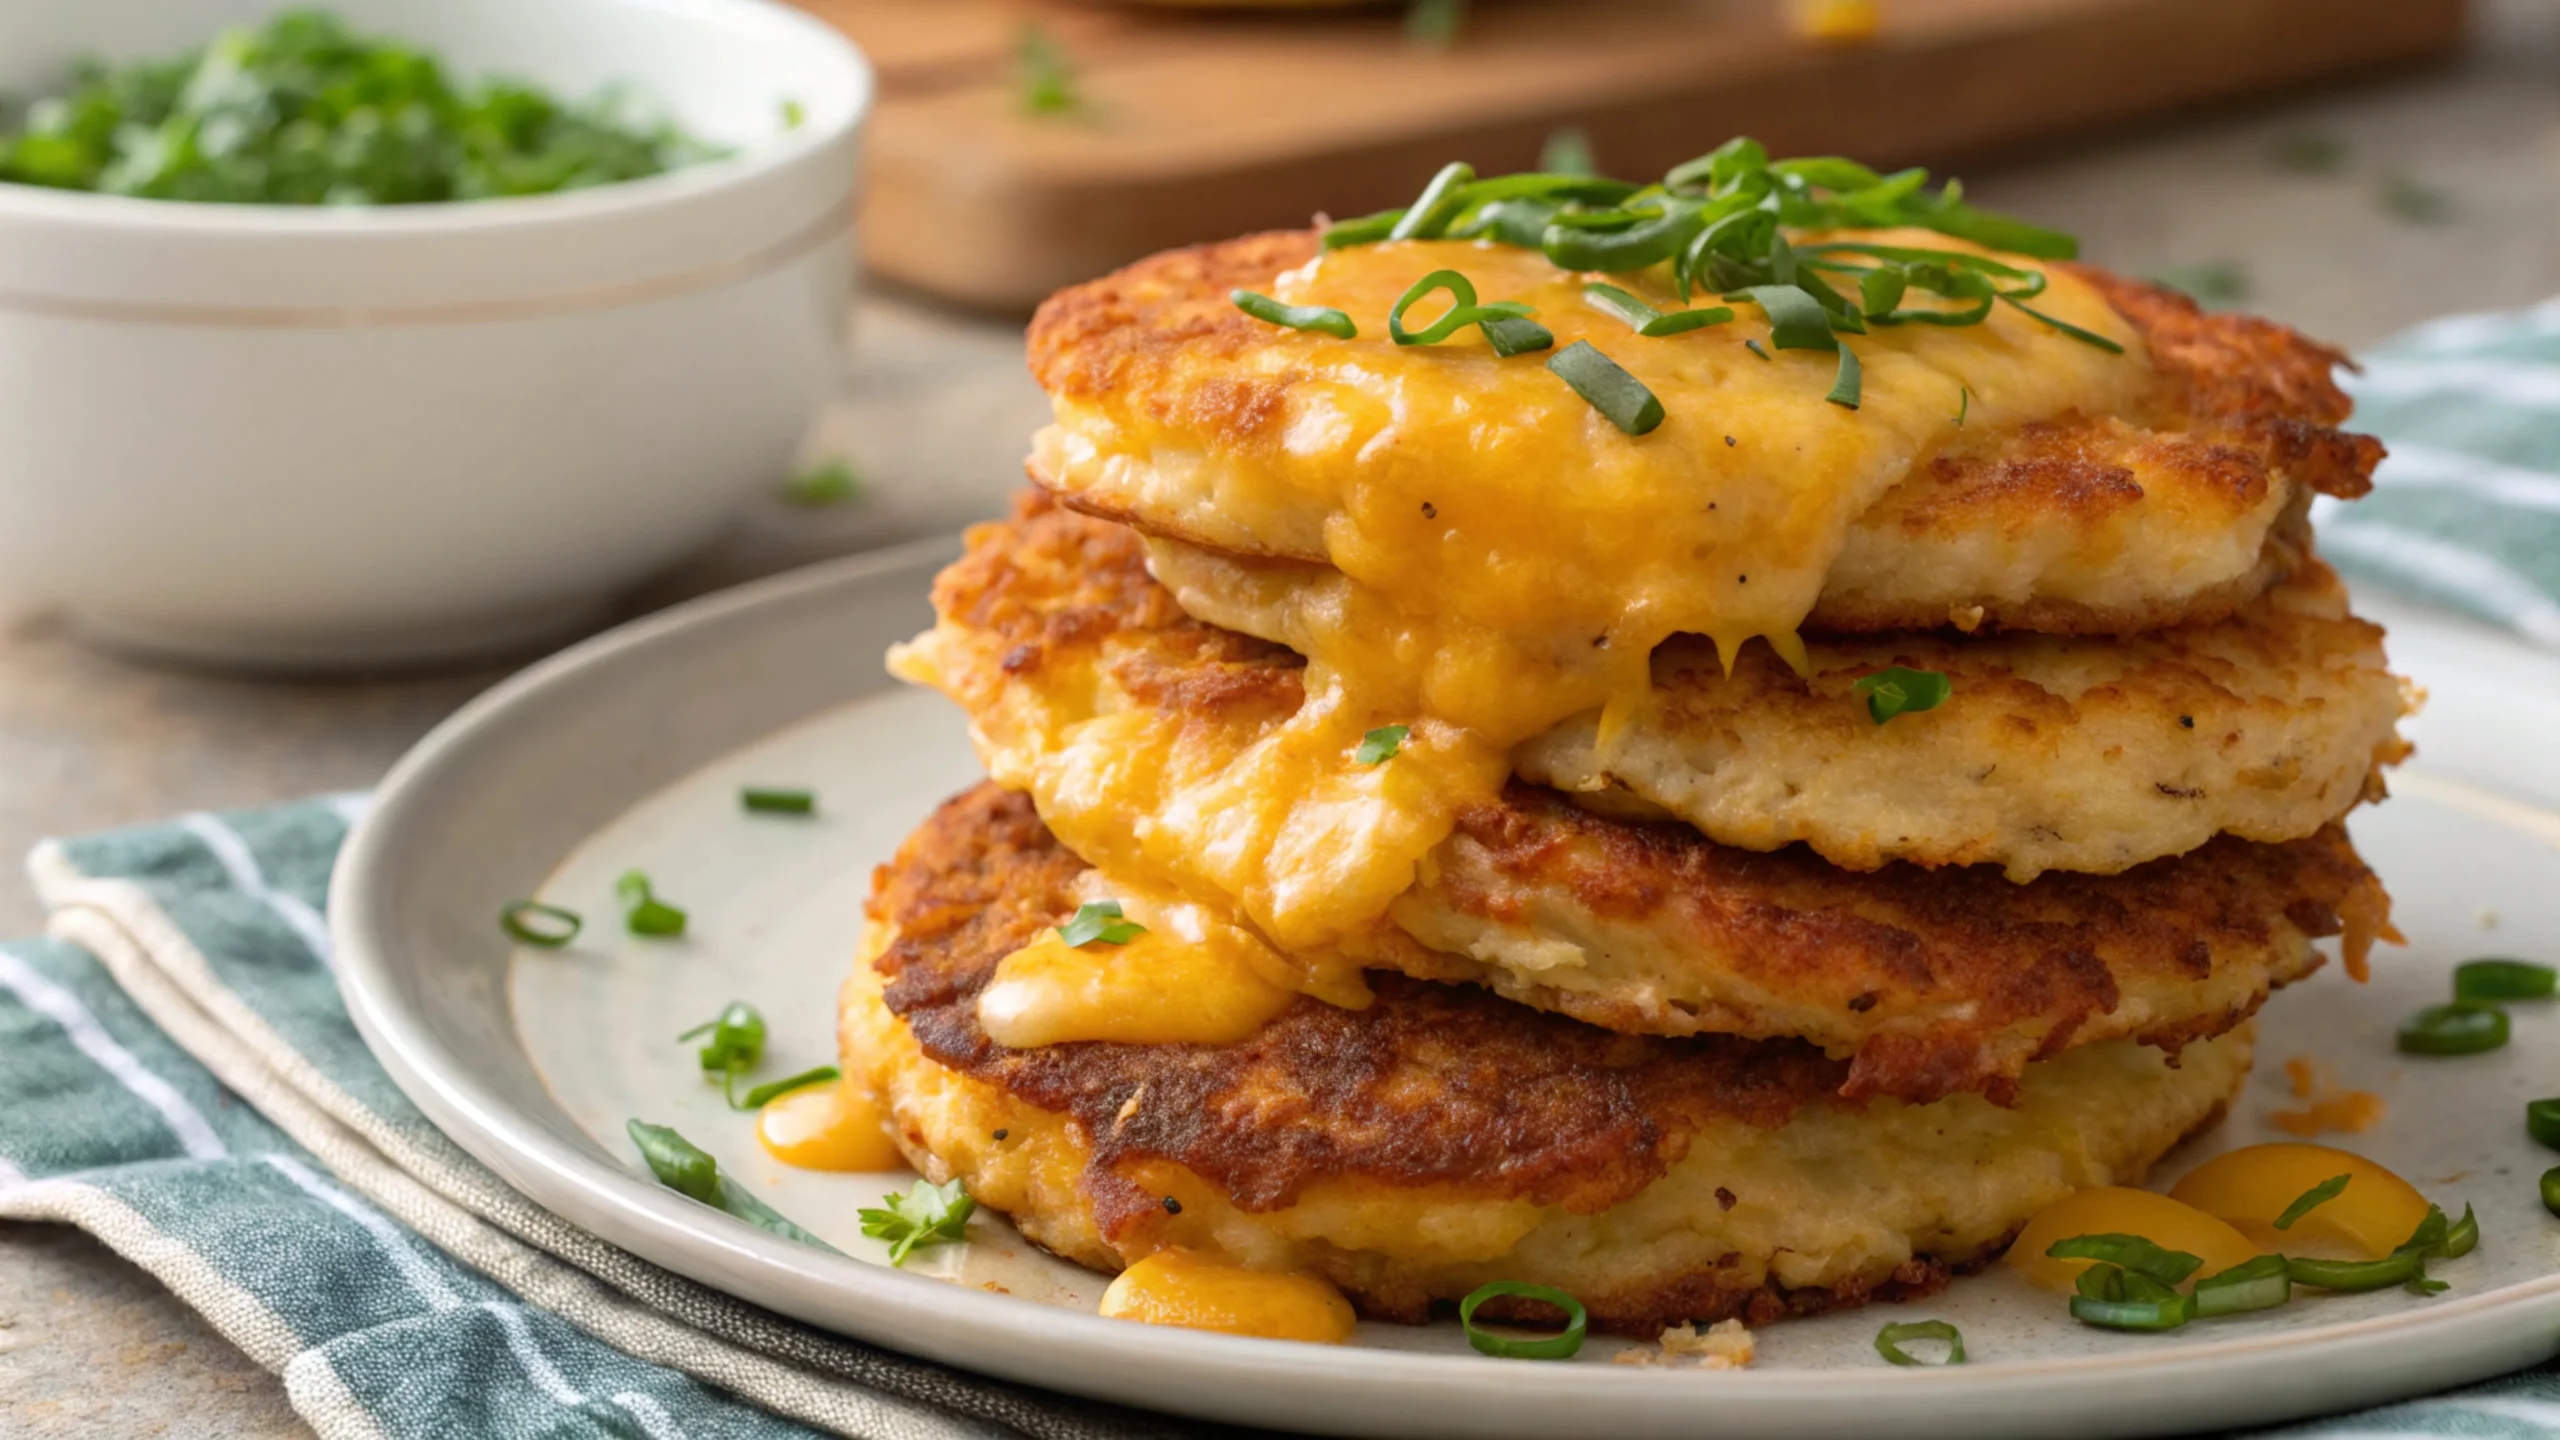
left=333, top=539, right=2560, bottom=1438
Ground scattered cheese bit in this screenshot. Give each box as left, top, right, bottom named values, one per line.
left=2270, top=1055, right=2385, bottom=1137
left=1787, top=0, right=1881, bottom=43
left=1612, top=1318, right=1756, bottom=1369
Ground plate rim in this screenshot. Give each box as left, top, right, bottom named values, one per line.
left=331, top=556, right=2560, bottom=1439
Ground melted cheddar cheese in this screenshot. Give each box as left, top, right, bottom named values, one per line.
left=966, top=231, right=2143, bottom=953
left=1098, top=1249, right=1357, bottom=1344
left=756, top=1081, right=904, bottom=1173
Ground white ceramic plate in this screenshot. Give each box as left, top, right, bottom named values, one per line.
left=334, top=541, right=2560, bottom=1438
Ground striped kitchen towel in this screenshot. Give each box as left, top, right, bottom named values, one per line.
left=0, top=797, right=1225, bottom=1440
left=2323, top=297, right=2560, bottom=645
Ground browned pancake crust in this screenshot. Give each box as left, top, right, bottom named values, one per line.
left=1025, top=231, right=2382, bottom=635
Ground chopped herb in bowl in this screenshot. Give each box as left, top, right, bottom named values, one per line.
left=0, top=8, right=723, bottom=205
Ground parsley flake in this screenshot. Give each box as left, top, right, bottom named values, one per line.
left=1355, top=724, right=1411, bottom=764
left=859, top=1178, right=976, bottom=1265
left=1058, top=899, right=1146, bottom=948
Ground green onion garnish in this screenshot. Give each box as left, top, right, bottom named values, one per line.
left=2002, top=297, right=2127, bottom=354
left=858, top=1177, right=975, bottom=1265
left=2067, top=1265, right=2194, bottom=1331
left=2399, top=1205, right=2450, bottom=1257
left=1388, top=162, right=1478, bottom=242
left=1853, top=667, right=1952, bottom=725
left=1873, top=1319, right=1965, bottom=1366
left=1322, top=209, right=1403, bottom=250
left=1583, top=282, right=1660, bottom=330
left=1058, top=899, right=1145, bottom=948
left=615, top=870, right=688, bottom=938
left=627, top=1119, right=837, bottom=1250
left=2273, top=1174, right=2351, bottom=1231
left=1231, top=289, right=1357, bottom=340
left=1539, top=126, right=1595, bottom=177
left=2529, top=1098, right=2560, bottom=1151
left=501, top=900, right=581, bottom=948
left=784, top=459, right=862, bottom=508
left=2192, top=1254, right=2291, bottom=1317
left=2044, top=1233, right=2204, bottom=1285
left=2397, top=1002, right=2509, bottom=1055
left=1456, top=1281, right=1587, bottom=1360
left=741, top=787, right=816, bottom=816
left=1828, top=346, right=1863, bottom=409
left=1955, top=387, right=1971, bottom=426
left=2455, top=958, right=2556, bottom=1002
left=1479, top=315, right=1556, bottom=357
left=1744, top=338, right=1772, bottom=361
left=1387, top=269, right=1533, bottom=346
left=735, top=1065, right=840, bottom=1111
left=1355, top=725, right=1410, bottom=765
left=2439, top=1204, right=2479, bottom=1259
left=1546, top=340, right=1663, bottom=435
left=1642, top=306, right=1734, bottom=337
left=679, top=1001, right=768, bottom=1103
left=2542, top=1167, right=2560, bottom=1218
left=2284, top=1250, right=2425, bottom=1292
left=1017, top=22, right=1083, bottom=117
left=1740, top=284, right=1839, bottom=352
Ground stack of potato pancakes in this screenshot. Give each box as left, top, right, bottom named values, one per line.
left=845, top=147, right=2413, bottom=1339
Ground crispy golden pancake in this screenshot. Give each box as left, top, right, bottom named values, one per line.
left=1027, top=230, right=2380, bottom=639
left=846, top=786, right=2255, bottom=1334
left=1386, top=784, right=2381, bottom=1103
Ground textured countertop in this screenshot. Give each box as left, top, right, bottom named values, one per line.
left=7, top=3, right=2559, bottom=1431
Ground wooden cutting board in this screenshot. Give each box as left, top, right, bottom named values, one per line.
left=798, top=0, right=2468, bottom=311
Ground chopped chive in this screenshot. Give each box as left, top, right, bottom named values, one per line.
left=1639, top=305, right=1733, bottom=337
left=1827, top=346, right=1862, bottom=409
left=1583, top=282, right=1660, bottom=329
left=1322, top=208, right=1403, bottom=249
left=1016, top=22, right=1083, bottom=117
left=2439, top=1204, right=2479, bottom=1259
left=681, top=1001, right=766, bottom=1077
left=615, top=870, right=688, bottom=938
left=1546, top=340, right=1663, bottom=435
left=2455, top=958, right=2556, bottom=1002
left=1538, top=126, right=1595, bottom=177
left=1852, top=666, right=1951, bottom=725
left=1873, top=1319, right=1965, bottom=1366
left=1742, top=284, right=1839, bottom=351
left=858, top=1177, right=975, bottom=1265
left=2274, top=1174, right=2351, bottom=1231
left=2543, top=1167, right=2560, bottom=1218
left=1231, top=289, right=1357, bottom=340
left=2043, top=1233, right=2204, bottom=1285
left=2000, top=297, right=2126, bottom=353
left=2529, top=1098, right=2560, bottom=1151
left=1058, top=899, right=1145, bottom=948
left=2069, top=1285, right=2193, bottom=1332
left=1388, top=162, right=1477, bottom=241
left=2285, top=1250, right=2425, bottom=1292
left=2398, top=1205, right=2450, bottom=1258
left=741, top=787, right=816, bottom=816
left=628, top=1119, right=837, bottom=1250
left=735, top=1065, right=840, bottom=1111
left=1744, top=338, right=1772, bottom=361
left=1955, top=386, right=1971, bottom=426
left=2397, top=1002, right=2509, bottom=1056
left=501, top=900, right=581, bottom=949
left=1479, top=315, right=1556, bottom=356
left=1388, top=269, right=1532, bottom=346
left=1355, top=724, right=1410, bottom=764
left=2193, top=1255, right=2291, bottom=1317
left=1457, top=1281, right=1587, bottom=1360
left=783, top=459, right=862, bottom=508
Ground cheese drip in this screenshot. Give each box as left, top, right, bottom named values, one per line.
left=1099, top=1249, right=1357, bottom=1344
left=961, top=231, right=2141, bottom=950
left=756, top=1081, right=904, bottom=1173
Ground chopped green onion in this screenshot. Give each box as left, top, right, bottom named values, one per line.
left=741, top=787, right=816, bottom=816
left=2439, top=1204, right=2479, bottom=1259
left=2397, top=1002, right=2509, bottom=1056
left=500, top=900, right=581, bottom=949
left=615, top=870, right=688, bottom=938
left=1389, top=162, right=1478, bottom=241
left=1539, top=127, right=1595, bottom=176
left=1873, top=1319, right=1965, bottom=1366
left=1479, top=315, right=1556, bottom=356
left=858, top=1177, right=975, bottom=1265
left=1641, top=306, right=1734, bottom=337
left=2274, top=1174, right=2351, bottom=1231
left=1828, top=346, right=1863, bottom=409
left=1231, top=290, right=1357, bottom=340
left=1955, top=386, right=1971, bottom=426
left=2529, top=1098, right=2560, bottom=1151
left=2044, top=1233, right=2204, bottom=1285
left=1388, top=270, right=1532, bottom=346
left=780, top=98, right=806, bottom=131
left=2542, top=1166, right=2560, bottom=1218
left=784, top=459, right=862, bottom=508
left=1583, top=282, right=1660, bottom=329
left=1744, top=338, right=1772, bottom=361
left=2409, top=1277, right=2452, bottom=1296
left=1322, top=209, right=1403, bottom=249
left=2398, top=1205, right=2450, bottom=1258
left=1017, top=22, right=1083, bottom=117
left=2455, top=958, right=2556, bottom=1002
left=1741, top=284, right=1839, bottom=351
left=2192, top=1254, right=2291, bottom=1317
left=1355, top=725, right=1410, bottom=765
left=1546, top=341, right=1663, bottom=435
left=2001, top=297, right=2126, bottom=354
left=1457, top=1281, right=1587, bottom=1360
left=2069, top=1289, right=2193, bottom=1331
left=680, top=1001, right=766, bottom=1079
left=1853, top=667, right=1952, bottom=725
left=1059, top=899, right=1145, bottom=948
left=2286, top=1249, right=2425, bottom=1292
left=735, top=1065, right=840, bottom=1111
left=627, top=1119, right=837, bottom=1250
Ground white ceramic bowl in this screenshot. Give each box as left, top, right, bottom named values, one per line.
left=0, top=0, right=870, bottom=668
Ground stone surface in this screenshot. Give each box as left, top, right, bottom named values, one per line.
left=4, top=3, right=2555, bottom=1431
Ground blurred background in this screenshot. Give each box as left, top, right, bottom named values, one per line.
left=7, top=0, right=2560, bottom=1426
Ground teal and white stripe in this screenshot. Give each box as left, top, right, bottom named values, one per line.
left=2323, top=301, right=2560, bottom=643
